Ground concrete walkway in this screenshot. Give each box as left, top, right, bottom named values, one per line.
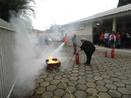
left=96, top=45, right=131, bottom=54
left=29, top=44, right=131, bottom=98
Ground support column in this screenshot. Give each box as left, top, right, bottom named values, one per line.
left=112, top=18, right=116, bottom=32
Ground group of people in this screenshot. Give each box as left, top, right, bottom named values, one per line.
left=72, top=34, right=95, bottom=66
left=99, top=31, right=119, bottom=48
left=99, top=31, right=131, bottom=48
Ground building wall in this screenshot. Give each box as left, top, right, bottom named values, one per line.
left=0, top=19, right=16, bottom=98
left=76, top=23, right=93, bottom=42
left=61, top=22, right=93, bottom=46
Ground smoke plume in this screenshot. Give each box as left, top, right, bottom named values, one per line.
left=10, top=15, right=43, bottom=97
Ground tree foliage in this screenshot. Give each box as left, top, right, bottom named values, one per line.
left=0, top=0, right=34, bottom=22
left=118, top=0, right=131, bottom=7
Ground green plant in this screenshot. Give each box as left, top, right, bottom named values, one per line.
left=0, top=0, right=35, bottom=22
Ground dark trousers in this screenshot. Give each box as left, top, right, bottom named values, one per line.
left=85, top=48, right=95, bottom=64
left=73, top=44, right=77, bottom=54
left=104, top=39, right=108, bottom=47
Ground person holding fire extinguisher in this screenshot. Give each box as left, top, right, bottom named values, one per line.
left=80, top=38, right=96, bottom=65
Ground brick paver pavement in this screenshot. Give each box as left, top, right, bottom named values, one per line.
left=28, top=44, right=131, bottom=98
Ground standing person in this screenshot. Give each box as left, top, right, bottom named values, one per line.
left=80, top=38, right=96, bottom=65
left=109, top=31, right=116, bottom=48
left=64, top=34, right=68, bottom=45
left=72, top=34, right=77, bottom=54
left=125, top=32, right=130, bottom=48
left=104, top=31, right=109, bottom=47
left=99, top=31, right=104, bottom=46
left=116, top=32, right=121, bottom=48
left=45, top=38, right=49, bottom=45
left=121, top=32, right=126, bottom=48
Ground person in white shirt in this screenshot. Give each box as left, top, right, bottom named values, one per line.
left=109, top=31, right=116, bottom=48
left=104, top=32, right=109, bottom=47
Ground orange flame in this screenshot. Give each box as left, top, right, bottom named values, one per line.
left=48, top=56, right=60, bottom=64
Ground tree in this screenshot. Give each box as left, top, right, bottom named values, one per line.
left=0, top=0, right=34, bottom=22
left=117, top=0, right=131, bottom=7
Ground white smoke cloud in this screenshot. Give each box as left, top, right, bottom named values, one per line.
left=10, top=14, right=77, bottom=98
left=10, top=15, right=43, bottom=97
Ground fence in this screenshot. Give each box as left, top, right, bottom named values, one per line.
left=0, top=19, right=16, bottom=98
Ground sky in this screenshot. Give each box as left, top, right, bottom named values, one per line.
left=33, top=0, right=119, bottom=30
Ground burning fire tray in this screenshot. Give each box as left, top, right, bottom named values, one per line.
left=46, top=58, right=61, bottom=70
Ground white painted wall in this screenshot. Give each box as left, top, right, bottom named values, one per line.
left=76, top=23, right=93, bottom=42
left=61, top=22, right=93, bottom=46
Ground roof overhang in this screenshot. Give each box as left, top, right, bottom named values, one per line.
left=62, top=4, right=131, bottom=27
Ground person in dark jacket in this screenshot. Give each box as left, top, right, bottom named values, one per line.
left=80, top=38, right=96, bottom=65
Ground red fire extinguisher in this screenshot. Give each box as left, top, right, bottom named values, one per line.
left=75, top=50, right=80, bottom=64
left=111, top=47, right=115, bottom=58
left=64, top=35, right=68, bottom=45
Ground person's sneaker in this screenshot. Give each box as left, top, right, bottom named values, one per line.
left=84, top=62, right=90, bottom=66
left=86, top=64, right=91, bottom=66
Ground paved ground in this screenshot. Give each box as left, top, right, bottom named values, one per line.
left=28, top=43, right=131, bottom=98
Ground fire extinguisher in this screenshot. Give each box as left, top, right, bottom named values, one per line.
left=111, top=47, right=115, bottom=58
left=75, top=50, right=80, bottom=64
